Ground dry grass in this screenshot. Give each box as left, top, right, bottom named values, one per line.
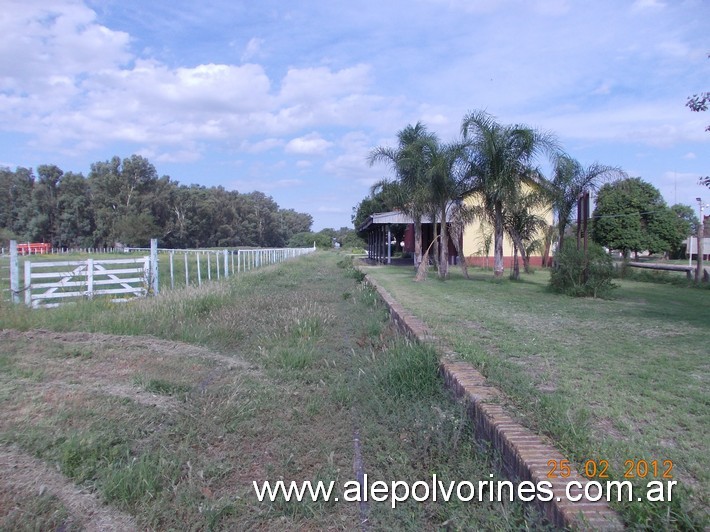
left=0, top=252, right=552, bottom=530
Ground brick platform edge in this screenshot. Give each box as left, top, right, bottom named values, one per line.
left=363, top=273, right=624, bottom=531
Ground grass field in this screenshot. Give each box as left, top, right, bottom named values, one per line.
left=0, top=252, right=550, bottom=530
left=361, top=262, right=709, bottom=529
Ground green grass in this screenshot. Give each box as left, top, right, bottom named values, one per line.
left=361, top=262, right=709, bottom=529
left=0, top=252, right=552, bottom=530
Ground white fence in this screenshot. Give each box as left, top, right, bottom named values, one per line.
left=23, top=256, right=150, bottom=309
left=5, top=240, right=316, bottom=307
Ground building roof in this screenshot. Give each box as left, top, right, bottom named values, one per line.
left=357, top=210, right=454, bottom=232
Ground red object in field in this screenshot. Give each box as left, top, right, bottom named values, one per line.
left=17, top=242, right=52, bottom=255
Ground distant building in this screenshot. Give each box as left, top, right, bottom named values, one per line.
left=358, top=183, right=553, bottom=268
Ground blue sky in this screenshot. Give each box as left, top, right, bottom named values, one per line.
left=1, top=0, right=708, bottom=230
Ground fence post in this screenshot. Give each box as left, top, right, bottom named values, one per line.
left=184, top=252, right=189, bottom=286
left=197, top=252, right=202, bottom=286
left=10, top=240, right=19, bottom=304
left=150, top=239, right=159, bottom=295
left=224, top=249, right=229, bottom=277
left=87, top=258, right=94, bottom=299
left=169, top=252, right=175, bottom=290
left=24, top=261, right=31, bottom=307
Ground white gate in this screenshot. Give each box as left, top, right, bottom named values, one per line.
left=23, top=257, right=150, bottom=308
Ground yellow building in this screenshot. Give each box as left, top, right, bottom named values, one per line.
left=359, top=183, right=554, bottom=270
left=461, top=185, right=554, bottom=269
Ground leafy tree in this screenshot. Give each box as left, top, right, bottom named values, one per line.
left=0, top=166, right=35, bottom=239
left=89, top=155, right=163, bottom=246
left=353, top=190, right=389, bottom=231
left=461, top=110, right=558, bottom=277
left=288, top=231, right=329, bottom=249
left=278, top=209, right=313, bottom=245
left=548, top=155, right=625, bottom=251
left=57, top=171, right=94, bottom=247
left=669, top=203, right=699, bottom=258
left=28, top=165, right=63, bottom=245
left=335, top=227, right=365, bottom=249
left=670, top=203, right=700, bottom=235
left=592, top=177, right=684, bottom=257
left=0, top=155, right=313, bottom=250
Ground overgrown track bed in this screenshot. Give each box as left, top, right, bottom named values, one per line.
left=361, top=263, right=709, bottom=530
left=0, top=252, right=550, bottom=530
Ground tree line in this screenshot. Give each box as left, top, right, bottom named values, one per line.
left=0, top=155, right=314, bottom=249
left=354, top=110, right=699, bottom=280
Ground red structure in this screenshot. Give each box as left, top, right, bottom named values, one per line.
left=16, top=243, right=52, bottom=255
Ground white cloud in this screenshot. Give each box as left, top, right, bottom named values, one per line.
left=241, top=37, right=264, bottom=62
left=323, top=131, right=375, bottom=184
left=426, top=0, right=515, bottom=14
left=0, top=1, right=130, bottom=89
left=631, top=0, right=665, bottom=12
left=278, top=64, right=371, bottom=104
left=285, top=133, right=333, bottom=155
left=229, top=177, right=303, bottom=192
left=591, top=82, right=613, bottom=96
left=240, top=138, right=284, bottom=153
left=0, top=2, right=394, bottom=157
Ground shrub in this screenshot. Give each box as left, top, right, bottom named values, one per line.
left=549, top=240, right=616, bottom=298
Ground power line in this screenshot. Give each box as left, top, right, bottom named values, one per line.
left=586, top=208, right=681, bottom=220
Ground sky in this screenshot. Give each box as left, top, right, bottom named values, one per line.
left=0, top=0, right=708, bottom=231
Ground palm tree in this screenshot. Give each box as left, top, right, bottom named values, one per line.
left=421, top=139, right=472, bottom=279
left=548, top=155, right=624, bottom=252
left=461, top=110, right=558, bottom=277
left=368, top=123, right=437, bottom=267
left=503, top=186, right=548, bottom=279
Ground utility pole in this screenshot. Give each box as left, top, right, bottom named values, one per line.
left=696, top=198, right=706, bottom=283
left=577, top=190, right=590, bottom=282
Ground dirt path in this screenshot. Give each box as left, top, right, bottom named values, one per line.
left=0, top=329, right=250, bottom=370
left=0, top=328, right=259, bottom=530
left=0, top=445, right=137, bottom=531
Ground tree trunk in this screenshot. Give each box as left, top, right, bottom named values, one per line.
left=541, top=242, right=550, bottom=268
left=511, top=245, right=520, bottom=280
left=558, top=223, right=566, bottom=254
left=439, top=208, right=449, bottom=279
left=450, top=219, right=469, bottom=279
left=509, top=229, right=530, bottom=274
left=493, top=202, right=504, bottom=277
left=431, top=222, right=440, bottom=272
left=415, top=236, right=439, bottom=282
left=414, top=219, right=422, bottom=268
